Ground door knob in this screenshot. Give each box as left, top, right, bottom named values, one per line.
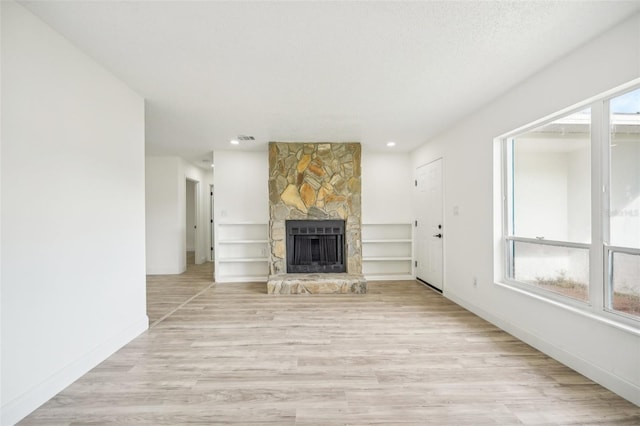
left=433, top=233, right=442, bottom=238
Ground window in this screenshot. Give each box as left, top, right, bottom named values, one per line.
left=505, top=109, right=591, bottom=302
left=606, top=88, right=640, bottom=319
left=502, top=83, right=640, bottom=324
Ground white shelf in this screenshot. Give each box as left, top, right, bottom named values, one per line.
left=364, top=257, right=412, bottom=261
left=366, top=274, right=415, bottom=281
left=219, top=257, right=268, bottom=263
left=363, top=239, right=412, bottom=243
left=362, top=223, right=412, bottom=240
left=214, top=222, right=414, bottom=282
left=218, top=223, right=268, bottom=241
left=216, top=223, right=269, bottom=282
left=219, top=239, right=268, bottom=244
left=362, top=223, right=413, bottom=280
left=216, top=275, right=268, bottom=283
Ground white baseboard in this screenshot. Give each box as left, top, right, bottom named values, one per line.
left=146, top=265, right=184, bottom=275
left=444, top=290, right=640, bottom=407
left=365, top=274, right=414, bottom=281
left=215, top=276, right=267, bottom=283
left=2, top=315, right=149, bottom=426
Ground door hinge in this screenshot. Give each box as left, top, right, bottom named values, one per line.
left=414, top=220, right=418, bottom=227
left=415, top=261, right=418, bottom=267
left=414, top=179, right=417, bottom=187
left=210, top=219, right=213, bottom=223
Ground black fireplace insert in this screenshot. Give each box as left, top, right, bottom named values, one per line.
left=286, top=220, right=346, bottom=273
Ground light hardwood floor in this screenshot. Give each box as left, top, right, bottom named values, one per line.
left=146, top=252, right=214, bottom=326
left=20, top=266, right=640, bottom=425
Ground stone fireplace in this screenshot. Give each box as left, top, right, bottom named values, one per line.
left=267, top=142, right=366, bottom=294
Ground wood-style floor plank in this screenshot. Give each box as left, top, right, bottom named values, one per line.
left=19, top=267, right=640, bottom=425
left=145, top=252, right=213, bottom=326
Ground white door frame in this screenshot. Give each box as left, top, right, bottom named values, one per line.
left=210, top=184, right=215, bottom=262
left=185, top=177, right=200, bottom=265
left=415, top=158, right=444, bottom=292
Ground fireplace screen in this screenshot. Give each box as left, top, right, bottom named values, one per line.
left=286, top=220, right=346, bottom=273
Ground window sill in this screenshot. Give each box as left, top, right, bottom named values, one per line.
left=495, top=280, right=640, bottom=337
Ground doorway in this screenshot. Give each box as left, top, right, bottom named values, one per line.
left=415, top=158, right=444, bottom=291
left=186, top=179, right=198, bottom=266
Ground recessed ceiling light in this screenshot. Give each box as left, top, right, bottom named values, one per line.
left=230, top=139, right=239, bottom=145
left=386, top=141, right=396, bottom=147
left=210, top=164, right=215, bottom=168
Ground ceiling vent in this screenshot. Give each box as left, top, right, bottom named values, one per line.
left=237, top=135, right=255, bottom=141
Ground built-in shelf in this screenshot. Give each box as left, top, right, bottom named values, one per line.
left=216, top=223, right=269, bottom=282
left=364, top=257, right=412, bottom=261
left=214, top=222, right=413, bottom=282
left=363, top=239, right=412, bottom=243
left=219, top=239, right=268, bottom=244
left=218, top=257, right=268, bottom=263
left=362, top=223, right=413, bottom=281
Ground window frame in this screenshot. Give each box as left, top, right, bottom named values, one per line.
left=498, top=80, right=640, bottom=329
left=605, top=245, right=640, bottom=321
left=501, top=105, right=594, bottom=309
left=602, top=85, right=640, bottom=322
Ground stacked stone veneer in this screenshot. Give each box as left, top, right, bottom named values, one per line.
left=268, top=142, right=362, bottom=276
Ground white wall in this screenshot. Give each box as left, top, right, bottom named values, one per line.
left=145, top=156, right=182, bottom=274
left=212, top=149, right=413, bottom=281
left=213, top=150, right=269, bottom=224
left=361, top=151, right=412, bottom=224
left=567, top=145, right=591, bottom=243
left=212, top=150, right=272, bottom=282
left=1, top=2, right=147, bottom=424
left=214, top=149, right=412, bottom=225
left=514, top=150, right=569, bottom=240
left=411, top=13, right=640, bottom=405
left=610, top=135, right=640, bottom=249
left=510, top=136, right=591, bottom=244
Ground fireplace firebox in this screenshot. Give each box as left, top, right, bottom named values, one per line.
left=286, top=220, right=346, bottom=273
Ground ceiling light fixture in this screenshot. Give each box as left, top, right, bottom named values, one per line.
left=386, top=141, right=396, bottom=147
left=230, top=139, right=239, bottom=145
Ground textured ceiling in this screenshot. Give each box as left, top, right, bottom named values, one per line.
left=20, top=1, right=640, bottom=164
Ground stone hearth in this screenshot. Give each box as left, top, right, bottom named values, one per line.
left=267, top=273, right=367, bottom=294
left=267, top=142, right=366, bottom=294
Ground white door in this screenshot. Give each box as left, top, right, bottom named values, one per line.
left=415, top=159, right=443, bottom=291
